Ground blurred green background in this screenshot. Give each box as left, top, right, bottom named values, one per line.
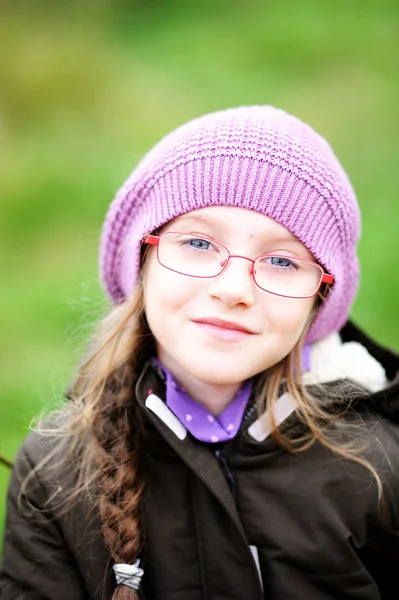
left=1, top=0, right=398, bottom=547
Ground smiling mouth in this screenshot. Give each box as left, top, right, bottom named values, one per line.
left=193, top=318, right=255, bottom=336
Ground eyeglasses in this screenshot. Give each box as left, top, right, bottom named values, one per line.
left=143, top=232, right=334, bottom=299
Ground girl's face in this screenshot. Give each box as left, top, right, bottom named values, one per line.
left=143, top=206, right=316, bottom=388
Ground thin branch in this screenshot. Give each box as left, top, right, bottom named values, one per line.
left=0, top=454, right=13, bottom=469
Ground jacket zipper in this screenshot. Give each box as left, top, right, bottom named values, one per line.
left=212, top=399, right=257, bottom=490
left=213, top=447, right=236, bottom=489
left=141, top=407, right=264, bottom=600
left=242, top=400, right=258, bottom=427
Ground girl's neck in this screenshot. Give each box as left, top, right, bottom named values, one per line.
left=155, top=353, right=242, bottom=417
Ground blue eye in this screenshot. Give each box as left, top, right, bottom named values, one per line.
left=257, top=255, right=300, bottom=270
left=270, top=256, right=293, bottom=268
left=188, top=238, right=211, bottom=250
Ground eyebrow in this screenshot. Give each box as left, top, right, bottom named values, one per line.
left=172, top=215, right=216, bottom=227
left=172, top=214, right=299, bottom=243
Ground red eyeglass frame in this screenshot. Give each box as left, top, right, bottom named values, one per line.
left=143, top=233, right=334, bottom=298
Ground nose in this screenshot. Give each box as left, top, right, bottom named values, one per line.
left=208, top=256, right=255, bottom=307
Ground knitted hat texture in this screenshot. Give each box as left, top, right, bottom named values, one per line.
left=100, top=106, right=360, bottom=343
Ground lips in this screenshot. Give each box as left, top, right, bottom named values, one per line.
left=193, top=317, right=255, bottom=334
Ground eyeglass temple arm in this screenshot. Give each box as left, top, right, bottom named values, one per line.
left=143, top=235, right=160, bottom=246
left=322, top=273, right=334, bottom=284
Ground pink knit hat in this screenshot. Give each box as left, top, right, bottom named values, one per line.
left=100, top=106, right=360, bottom=343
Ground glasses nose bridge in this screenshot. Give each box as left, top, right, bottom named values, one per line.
left=223, top=253, right=256, bottom=273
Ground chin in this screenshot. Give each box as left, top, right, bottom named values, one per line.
left=188, top=364, right=254, bottom=387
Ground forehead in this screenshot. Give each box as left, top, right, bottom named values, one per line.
left=168, top=206, right=297, bottom=241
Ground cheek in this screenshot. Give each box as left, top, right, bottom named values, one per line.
left=262, top=296, right=315, bottom=336
left=143, top=256, right=198, bottom=325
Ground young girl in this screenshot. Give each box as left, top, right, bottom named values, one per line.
left=1, top=106, right=399, bottom=600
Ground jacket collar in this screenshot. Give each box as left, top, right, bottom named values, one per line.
left=136, top=321, right=399, bottom=453
left=135, top=362, right=244, bottom=531
left=135, top=361, right=265, bottom=597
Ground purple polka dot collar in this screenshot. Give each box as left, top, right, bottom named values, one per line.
left=151, top=358, right=253, bottom=443
left=152, top=344, right=311, bottom=444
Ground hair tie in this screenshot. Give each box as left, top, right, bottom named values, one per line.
left=113, top=560, right=144, bottom=591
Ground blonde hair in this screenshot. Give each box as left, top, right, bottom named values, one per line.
left=25, top=282, right=382, bottom=600
left=25, top=287, right=152, bottom=600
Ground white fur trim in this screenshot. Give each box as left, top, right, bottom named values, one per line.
left=145, top=394, right=187, bottom=440
left=302, top=332, right=387, bottom=393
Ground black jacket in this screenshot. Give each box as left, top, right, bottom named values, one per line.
left=1, top=322, right=399, bottom=600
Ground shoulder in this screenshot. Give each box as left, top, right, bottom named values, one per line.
left=7, top=415, right=104, bottom=547
left=2, top=423, right=111, bottom=599
left=365, top=416, right=399, bottom=534
left=366, top=415, right=399, bottom=476
left=9, top=413, right=82, bottom=515
left=321, top=407, right=399, bottom=535
left=13, top=412, right=67, bottom=467
left=14, top=427, right=59, bottom=474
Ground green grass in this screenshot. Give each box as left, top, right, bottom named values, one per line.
left=1, top=0, right=398, bottom=549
